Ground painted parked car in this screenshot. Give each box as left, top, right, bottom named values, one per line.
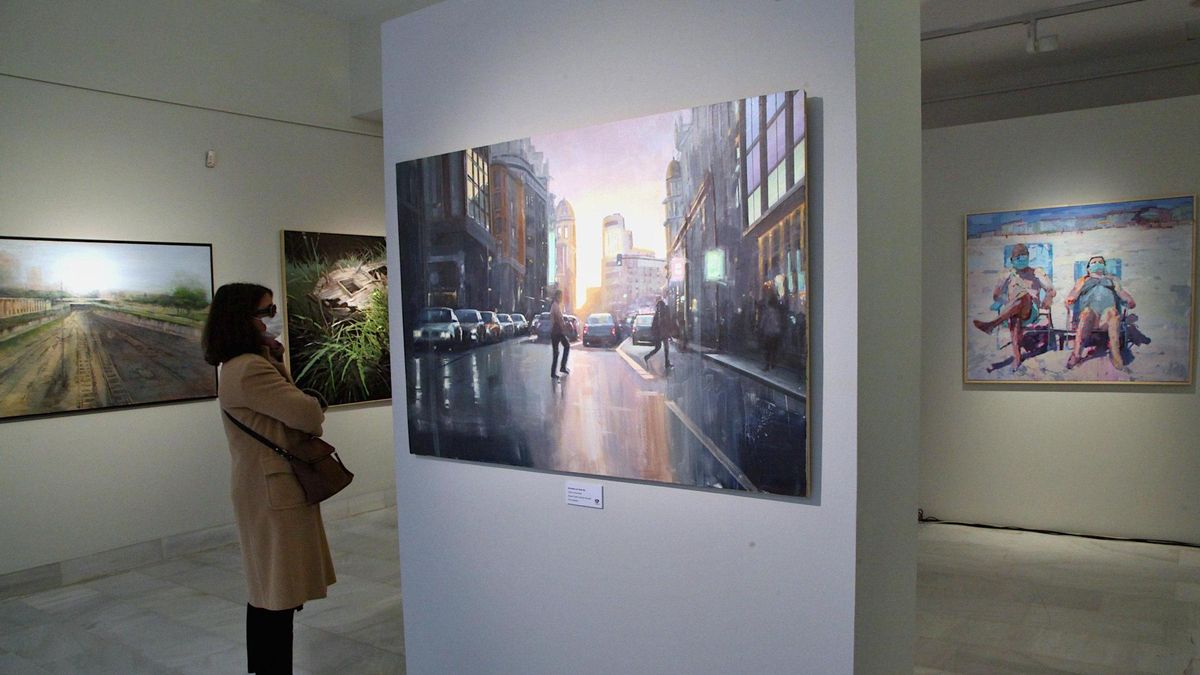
left=478, top=311, right=503, bottom=343
left=496, top=313, right=516, bottom=339
left=534, top=312, right=552, bottom=341
left=535, top=312, right=579, bottom=341
left=582, top=313, right=621, bottom=347
left=631, top=313, right=656, bottom=345
left=510, top=313, right=529, bottom=335
left=456, top=309, right=485, bottom=345
left=413, top=307, right=462, bottom=350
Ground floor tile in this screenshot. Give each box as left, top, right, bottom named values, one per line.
left=917, top=524, right=1200, bottom=674
left=292, top=623, right=403, bottom=674
left=0, top=650, right=52, bottom=673
left=0, top=598, right=55, bottom=635
left=0, top=623, right=111, bottom=666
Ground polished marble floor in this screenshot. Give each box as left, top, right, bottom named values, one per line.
left=3, top=511, right=1199, bottom=673
left=917, top=523, right=1200, bottom=674
left=0, top=507, right=404, bottom=674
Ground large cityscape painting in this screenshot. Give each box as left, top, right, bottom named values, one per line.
left=0, top=236, right=216, bottom=421
left=397, top=90, right=810, bottom=497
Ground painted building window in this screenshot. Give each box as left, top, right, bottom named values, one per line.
left=466, top=148, right=489, bottom=228
left=745, top=96, right=760, bottom=143
left=765, top=97, right=788, bottom=207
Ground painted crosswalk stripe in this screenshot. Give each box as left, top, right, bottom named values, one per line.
left=615, top=344, right=655, bottom=380
left=665, top=400, right=758, bottom=492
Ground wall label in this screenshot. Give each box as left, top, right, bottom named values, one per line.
left=566, top=482, right=603, bottom=509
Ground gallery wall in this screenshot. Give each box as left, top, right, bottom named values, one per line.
left=0, top=0, right=393, bottom=577
left=384, top=0, right=920, bottom=672
left=0, top=0, right=378, bottom=135
left=921, top=94, right=1200, bottom=543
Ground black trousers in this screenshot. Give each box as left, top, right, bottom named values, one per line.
left=247, top=603, right=298, bottom=674
left=551, top=332, right=570, bottom=375
left=646, top=337, right=670, bottom=366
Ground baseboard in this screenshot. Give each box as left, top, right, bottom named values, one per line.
left=0, top=486, right=397, bottom=600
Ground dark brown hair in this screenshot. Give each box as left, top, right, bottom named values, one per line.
left=202, top=283, right=271, bottom=365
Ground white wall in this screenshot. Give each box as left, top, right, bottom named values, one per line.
left=384, top=1, right=919, bottom=672
left=0, top=0, right=377, bottom=135
left=349, top=16, right=385, bottom=120
left=0, top=1, right=391, bottom=575
left=921, top=95, right=1200, bottom=544
left=854, top=1, right=922, bottom=672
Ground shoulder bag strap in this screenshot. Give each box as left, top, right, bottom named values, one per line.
left=223, top=410, right=298, bottom=462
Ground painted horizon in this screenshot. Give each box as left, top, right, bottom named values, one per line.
left=967, top=196, right=1194, bottom=238
left=396, top=89, right=811, bottom=497
left=963, top=195, right=1196, bottom=384
left=0, top=236, right=216, bottom=421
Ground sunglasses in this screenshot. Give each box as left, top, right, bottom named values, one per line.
left=251, top=304, right=277, bottom=318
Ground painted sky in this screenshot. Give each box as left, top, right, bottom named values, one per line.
left=967, top=196, right=1194, bottom=238
left=529, top=108, right=682, bottom=293
left=0, top=239, right=212, bottom=296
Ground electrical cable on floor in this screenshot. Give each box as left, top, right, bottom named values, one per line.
left=917, top=508, right=1200, bottom=549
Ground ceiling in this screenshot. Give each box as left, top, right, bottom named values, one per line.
left=274, top=0, right=441, bottom=23
left=922, top=0, right=1200, bottom=80
left=282, top=0, right=1200, bottom=125
left=288, top=0, right=1200, bottom=75
left=282, top=0, right=1200, bottom=74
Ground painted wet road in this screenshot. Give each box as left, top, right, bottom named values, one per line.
left=406, top=333, right=807, bottom=496
left=0, top=308, right=214, bottom=418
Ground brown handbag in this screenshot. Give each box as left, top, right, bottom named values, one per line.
left=224, top=411, right=354, bottom=505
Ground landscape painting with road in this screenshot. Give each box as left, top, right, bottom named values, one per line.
left=0, top=237, right=215, bottom=421
left=397, top=90, right=810, bottom=497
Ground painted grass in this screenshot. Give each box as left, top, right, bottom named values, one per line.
left=101, top=304, right=203, bottom=328
left=286, top=241, right=390, bottom=405
left=0, top=309, right=58, bottom=332
left=0, top=314, right=67, bottom=356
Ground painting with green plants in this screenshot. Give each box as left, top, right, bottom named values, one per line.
left=282, top=230, right=390, bottom=406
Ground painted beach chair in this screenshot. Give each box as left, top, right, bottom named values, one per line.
left=1065, top=258, right=1129, bottom=353
left=989, top=243, right=1057, bottom=353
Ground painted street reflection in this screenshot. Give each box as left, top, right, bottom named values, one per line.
left=407, top=333, right=805, bottom=496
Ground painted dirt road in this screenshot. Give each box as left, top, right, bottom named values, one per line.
left=0, top=307, right=215, bottom=419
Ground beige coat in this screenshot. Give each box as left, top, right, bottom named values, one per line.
left=218, top=352, right=336, bottom=610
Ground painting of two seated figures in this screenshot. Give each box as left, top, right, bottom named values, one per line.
left=964, top=196, right=1195, bottom=384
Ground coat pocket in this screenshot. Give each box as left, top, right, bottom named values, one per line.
left=262, top=457, right=307, bottom=510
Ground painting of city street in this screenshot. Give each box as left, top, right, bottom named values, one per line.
left=0, top=236, right=216, bottom=421
left=397, top=89, right=810, bottom=497
left=282, top=230, right=390, bottom=406
left=964, top=195, right=1196, bottom=384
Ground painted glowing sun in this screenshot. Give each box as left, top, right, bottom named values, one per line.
left=57, top=254, right=119, bottom=295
